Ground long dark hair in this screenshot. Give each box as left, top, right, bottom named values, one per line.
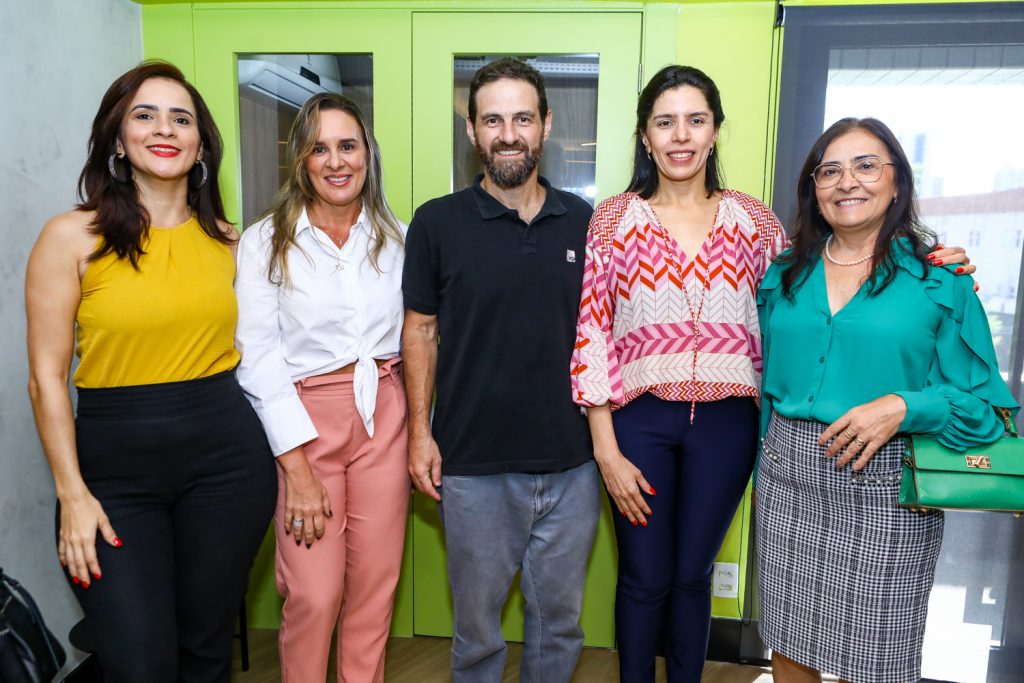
left=626, top=65, right=725, bottom=199
left=77, top=60, right=231, bottom=268
left=779, top=117, right=935, bottom=297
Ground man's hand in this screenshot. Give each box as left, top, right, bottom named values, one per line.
left=408, top=433, right=442, bottom=501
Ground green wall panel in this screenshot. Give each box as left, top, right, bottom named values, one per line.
left=676, top=1, right=778, bottom=202
left=141, top=3, right=196, bottom=80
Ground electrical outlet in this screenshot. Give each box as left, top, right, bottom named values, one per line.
left=713, top=561, right=739, bottom=598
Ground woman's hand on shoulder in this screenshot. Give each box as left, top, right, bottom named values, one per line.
left=277, top=446, right=332, bottom=547
left=819, top=394, right=907, bottom=470
left=928, top=243, right=979, bottom=291
left=58, top=490, right=121, bottom=587
left=594, top=448, right=654, bottom=527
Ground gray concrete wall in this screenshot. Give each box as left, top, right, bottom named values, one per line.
left=0, top=0, right=141, bottom=670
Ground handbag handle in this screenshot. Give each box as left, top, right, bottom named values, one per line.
left=998, top=407, right=1018, bottom=438
left=999, top=405, right=1015, bottom=438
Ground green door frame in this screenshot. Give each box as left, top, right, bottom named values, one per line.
left=192, top=6, right=414, bottom=225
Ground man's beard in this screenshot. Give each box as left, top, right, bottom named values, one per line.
left=477, top=139, right=543, bottom=189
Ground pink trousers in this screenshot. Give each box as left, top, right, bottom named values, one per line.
left=275, top=359, right=410, bottom=683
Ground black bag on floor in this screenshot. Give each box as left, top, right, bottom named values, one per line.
left=0, top=567, right=66, bottom=683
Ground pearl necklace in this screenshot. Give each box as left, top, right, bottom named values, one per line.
left=824, top=234, right=874, bottom=267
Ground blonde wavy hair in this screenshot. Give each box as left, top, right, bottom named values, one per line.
left=262, top=93, right=403, bottom=285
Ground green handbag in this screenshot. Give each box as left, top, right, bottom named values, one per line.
left=899, top=407, right=1024, bottom=514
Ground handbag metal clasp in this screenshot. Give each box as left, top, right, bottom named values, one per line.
left=965, top=455, right=991, bottom=469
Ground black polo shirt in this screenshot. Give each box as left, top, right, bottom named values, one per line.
left=403, top=175, right=593, bottom=476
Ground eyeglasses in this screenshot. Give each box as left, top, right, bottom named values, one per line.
left=811, top=156, right=894, bottom=189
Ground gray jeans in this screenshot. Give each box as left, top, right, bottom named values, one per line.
left=439, top=460, right=601, bottom=683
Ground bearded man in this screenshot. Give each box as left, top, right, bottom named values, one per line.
left=401, top=58, right=600, bottom=683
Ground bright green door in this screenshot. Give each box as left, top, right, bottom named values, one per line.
left=410, top=11, right=644, bottom=648
left=192, top=7, right=414, bottom=227
left=189, top=6, right=415, bottom=635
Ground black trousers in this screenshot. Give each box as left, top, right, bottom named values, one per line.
left=62, top=371, right=277, bottom=683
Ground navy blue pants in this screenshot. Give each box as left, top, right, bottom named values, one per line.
left=610, top=394, right=758, bottom=683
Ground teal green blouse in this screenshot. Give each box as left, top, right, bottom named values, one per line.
left=757, top=240, right=1017, bottom=455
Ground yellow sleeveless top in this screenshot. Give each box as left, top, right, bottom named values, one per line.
left=74, top=216, right=241, bottom=388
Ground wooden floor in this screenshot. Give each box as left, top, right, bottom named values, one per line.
left=231, top=629, right=773, bottom=682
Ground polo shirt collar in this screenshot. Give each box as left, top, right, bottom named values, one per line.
left=470, top=174, right=568, bottom=222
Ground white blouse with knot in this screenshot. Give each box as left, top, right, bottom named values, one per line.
left=235, top=206, right=407, bottom=456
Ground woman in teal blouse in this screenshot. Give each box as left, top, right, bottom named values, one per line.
left=755, top=117, right=1017, bottom=683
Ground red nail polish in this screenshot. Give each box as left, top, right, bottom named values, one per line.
left=649, top=487, right=656, bottom=496
left=926, top=253, right=937, bottom=261
left=93, top=572, right=101, bottom=580
left=81, top=581, right=90, bottom=590
left=933, top=259, right=943, bottom=266
left=955, top=267, right=965, bottom=274
left=631, top=519, right=638, bottom=527
left=112, top=537, right=123, bottom=548
left=640, top=519, right=647, bottom=527
left=72, top=576, right=80, bottom=585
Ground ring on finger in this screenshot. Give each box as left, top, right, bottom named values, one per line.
left=842, top=427, right=857, bottom=439
left=292, top=518, right=304, bottom=528
left=853, top=436, right=867, bottom=446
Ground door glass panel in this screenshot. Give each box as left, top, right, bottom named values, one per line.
left=237, top=53, right=373, bottom=227
left=823, top=50, right=1024, bottom=683
left=452, top=54, right=599, bottom=205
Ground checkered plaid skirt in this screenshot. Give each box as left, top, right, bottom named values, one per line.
left=755, top=413, right=944, bottom=683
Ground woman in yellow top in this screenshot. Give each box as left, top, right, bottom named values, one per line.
left=25, top=61, right=276, bottom=682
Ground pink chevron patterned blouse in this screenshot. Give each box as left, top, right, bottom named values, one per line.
left=571, top=190, right=789, bottom=410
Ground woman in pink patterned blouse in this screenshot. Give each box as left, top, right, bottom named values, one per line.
left=571, top=64, right=786, bottom=683
left=571, top=65, right=973, bottom=683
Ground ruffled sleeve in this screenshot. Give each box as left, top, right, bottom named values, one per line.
left=894, top=261, right=1018, bottom=449
left=571, top=197, right=627, bottom=407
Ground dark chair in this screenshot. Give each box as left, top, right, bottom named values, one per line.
left=62, top=619, right=101, bottom=682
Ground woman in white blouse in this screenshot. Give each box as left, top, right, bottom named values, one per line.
left=235, top=93, right=408, bottom=683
